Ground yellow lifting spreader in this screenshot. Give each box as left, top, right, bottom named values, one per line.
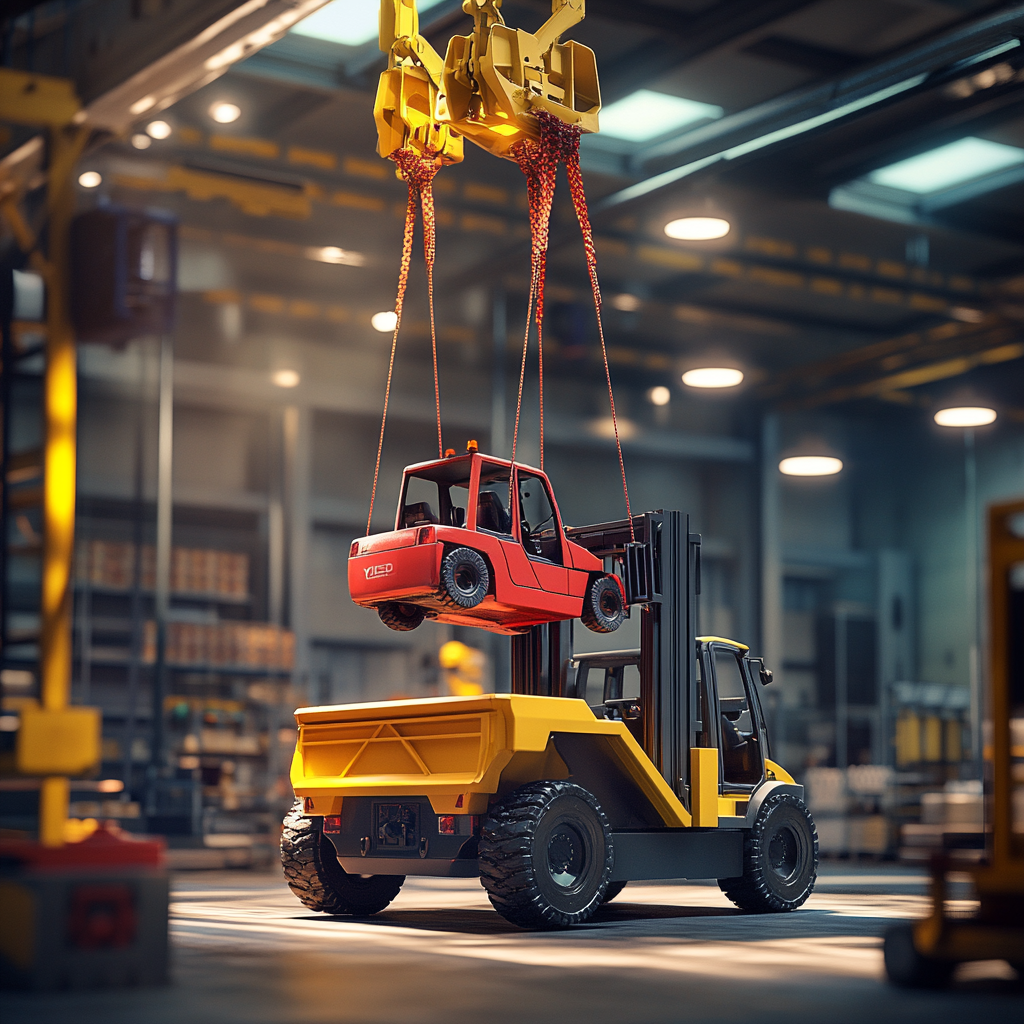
left=374, top=0, right=601, bottom=164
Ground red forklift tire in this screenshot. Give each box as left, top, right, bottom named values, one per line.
left=440, top=547, right=490, bottom=608
left=281, top=799, right=404, bottom=915
left=479, top=780, right=614, bottom=929
left=378, top=602, right=425, bottom=631
left=581, top=575, right=625, bottom=633
left=718, top=792, right=817, bottom=913
left=883, top=923, right=954, bottom=988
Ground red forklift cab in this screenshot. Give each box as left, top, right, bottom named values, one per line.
left=348, top=452, right=625, bottom=635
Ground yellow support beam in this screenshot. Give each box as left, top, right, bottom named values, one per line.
left=0, top=68, right=81, bottom=127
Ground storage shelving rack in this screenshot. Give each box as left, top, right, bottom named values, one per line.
left=72, top=502, right=296, bottom=865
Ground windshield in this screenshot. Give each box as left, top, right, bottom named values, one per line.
left=400, top=468, right=471, bottom=529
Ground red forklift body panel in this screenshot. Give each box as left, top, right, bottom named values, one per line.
left=348, top=452, right=610, bottom=634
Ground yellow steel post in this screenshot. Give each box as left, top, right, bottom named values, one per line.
left=37, top=124, right=89, bottom=846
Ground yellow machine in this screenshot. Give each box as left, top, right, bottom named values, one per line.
left=374, top=0, right=600, bottom=164
left=884, top=499, right=1024, bottom=983
left=284, top=513, right=817, bottom=928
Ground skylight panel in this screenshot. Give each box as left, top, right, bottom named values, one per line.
left=868, top=137, right=1024, bottom=195
left=291, top=0, right=445, bottom=47
left=599, top=89, right=723, bottom=143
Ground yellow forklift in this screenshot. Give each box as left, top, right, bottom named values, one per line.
left=884, top=499, right=1024, bottom=983
left=282, top=511, right=818, bottom=928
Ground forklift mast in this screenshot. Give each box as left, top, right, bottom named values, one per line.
left=510, top=511, right=701, bottom=807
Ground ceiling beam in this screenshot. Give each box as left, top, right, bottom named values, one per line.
left=596, top=3, right=1024, bottom=209
left=587, top=0, right=819, bottom=104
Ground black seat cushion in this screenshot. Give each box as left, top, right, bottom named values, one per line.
left=403, top=500, right=438, bottom=527
left=477, top=490, right=510, bottom=533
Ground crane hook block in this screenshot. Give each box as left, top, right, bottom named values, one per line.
left=376, top=0, right=601, bottom=165
left=375, top=0, right=465, bottom=166
left=443, top=0, right=600, bottom=160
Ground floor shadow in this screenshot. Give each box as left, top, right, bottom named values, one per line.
left=592, top=902, right=741, bottom=922
left=291, top=901, right=745, bottom=935
left=294, top=908, right=522, bottom=935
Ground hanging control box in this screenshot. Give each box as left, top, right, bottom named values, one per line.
left=71, top=207, right=177, bottom=346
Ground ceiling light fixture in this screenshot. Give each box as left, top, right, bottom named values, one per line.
left=611, top=293, right=641, bottom=312
left=210, top=102, right=241, bottom=124
left=779, top=456, right=843, bottom=477
left=78, top=171, right=102, bottom=188
left=682, top=367, right=743, bottom=388
left=589, top=416, right=638, bottom=441
left=665, top=216, right=731, bottom=241
left=647, top=386, right=671, bottom=406
left=934, top=406, right=996, bottom=427
left=308, top=245, right=366, bottom=266
left=146, top=120, right=172, bottom=139
left=599, top=89, right=723, bottom=143
left=131, top=133, right=152, bottom=149
left=371, top=310, right=398, bottom=332
left=949, top=306, right=985, bottom=323
left=272, top=369, right=300, bottom=388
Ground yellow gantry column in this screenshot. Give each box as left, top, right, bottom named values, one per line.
left=37, top=124, right=89, bottom=846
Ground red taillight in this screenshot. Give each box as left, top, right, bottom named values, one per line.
left=437, top=814, right=480, bottom=836
left=350, top=541, right=359, bottom=556
left=323, top=815, right=342, bottom=833
left=418, top=526, right=435, bottom=544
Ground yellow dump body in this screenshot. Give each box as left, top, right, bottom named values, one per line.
left=291, top=693, right=691, bottom=826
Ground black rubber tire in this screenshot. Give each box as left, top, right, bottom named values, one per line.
left=718, top=792, right=818, bottom=913
left=581, top=575, right=625, bottom=633
left=280, top=799, right=404, bottom=915
left=378, top=602, right=425, bottom=631
left=601, top=879, right=628, bottom=904
left=479, top=780, right=613, bottom=929
left=439, top=547, right=489, bottom=609
left=883, top=923, right=954, bottom=988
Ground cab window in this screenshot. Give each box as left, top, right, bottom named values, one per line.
left=714, top=648, right=763, bottom=787
left=517, top=473, right=562, bottom=564
left=401, top=473, right=469, bottom=529
left=476, top=466, right=512, bottom=535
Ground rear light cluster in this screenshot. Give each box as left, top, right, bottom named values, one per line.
left=349, top=541, right=361, bottom=556
left=437, top=814, right=479, bottom=836
left=417, top=526, right=435, bottom=544
left=323, top=815, right=342, bottom=833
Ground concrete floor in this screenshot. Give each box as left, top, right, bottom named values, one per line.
left=7, top=864, right=1022, bottom=1023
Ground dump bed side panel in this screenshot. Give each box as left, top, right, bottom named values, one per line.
left=291, top=693, right=690, bottom=825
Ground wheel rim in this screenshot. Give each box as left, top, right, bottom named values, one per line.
left=598, top=589, right=619, bottom=617
left=454, top=564, right=478, bottom=594
left=546, top=823, right=587, bottom=889
left=768, top=824, right=800, bottom=882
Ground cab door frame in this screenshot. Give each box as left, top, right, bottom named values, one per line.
left=704, top=641, right=767, bottom=795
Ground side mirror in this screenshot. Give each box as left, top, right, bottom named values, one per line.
left=748, top=657, right=773, bottom=686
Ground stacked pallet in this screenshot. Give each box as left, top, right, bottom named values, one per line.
left=143, top=621, right=294, bottom=670
left=77, top=540, right=248, bottom=598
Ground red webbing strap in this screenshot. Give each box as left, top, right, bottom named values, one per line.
left=366, top=148, right=442, bottom=536
left=563, top=139, right=634, bottom=541
left=512, top=132, right=559, bottom=471
left=511, top=113, right=634, bottom=542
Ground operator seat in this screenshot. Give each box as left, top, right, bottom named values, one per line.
left=403, top=501, right=439, bottom=528
left=721, top=714, right=760, bottom=785
left=477, top=490, right=510, bottom=533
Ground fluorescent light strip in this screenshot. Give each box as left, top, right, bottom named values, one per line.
left=599, top=74, right=927, bottom=209
left=868, top=136, right=1024, bottom=194
left=949, top=37, right=1021, bottom=72
left=599, top=90, right=723, bottom=143
left=292, top=0, right=445, bottom=47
